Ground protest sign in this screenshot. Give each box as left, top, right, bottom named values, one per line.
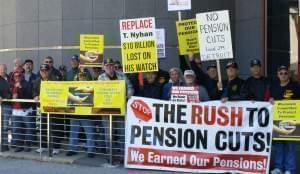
left=196, top=10, right=233, bottom=61
left=273, top=100, right=300, bottom=141
left=156, top=29, right=166, bottom=58
left=120, top=17, right=158, bottom=73
left=80, top=34, right=104, bottom=66
left=167, top=0, right=191, bottom=11
left=176, top=18, right=199, bottom=55
left=40, top=81, right=125, bottom=115
left=125, top=97, right=273, bottom=173
left=171, top=86, right=199, bottom=103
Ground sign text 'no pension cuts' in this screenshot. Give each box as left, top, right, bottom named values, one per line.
left=125, top=97, right=273, bottom=174
left=120, top=17, right=158, bottom=73
left=196, top=10, right=233, bottom=61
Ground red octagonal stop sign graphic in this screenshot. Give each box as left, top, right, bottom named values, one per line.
left=130, top=99, right=152, bottom=122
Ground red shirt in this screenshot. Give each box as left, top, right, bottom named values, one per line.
left=12, top=86, right=21, bottom=109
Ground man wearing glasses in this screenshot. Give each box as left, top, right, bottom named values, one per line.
left=270, top=65, right=300, bottom=174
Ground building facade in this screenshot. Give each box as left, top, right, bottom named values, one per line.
left=0, top=0, right=265, bottom=78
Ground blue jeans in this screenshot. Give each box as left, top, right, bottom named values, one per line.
left=101, top=116, right=125, bottom=155
left=273, top=141, right=296, bottom=173
left=2, top=104, right=11, bottom=145
left=69, top=119, right=95, bottom=153
left=12, top=110, right=35, bottom=146
left=94, top=119, right=107, bottom=150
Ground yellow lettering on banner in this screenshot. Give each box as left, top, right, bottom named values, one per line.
left=122, top=40, right=158, bottom=73
left=40, top=81, right=126, bottom=115
left=80, top=34, right=104, bottom=54
left=176, top=19, right=200, bottom=55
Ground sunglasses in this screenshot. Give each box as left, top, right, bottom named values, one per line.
left=45, top=61, right=53, bottom=63
left=279, top=72, right=288, bottom=76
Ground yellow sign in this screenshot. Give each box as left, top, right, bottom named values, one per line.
left=120, top=17, right=158, bottom=73
left=80, top=34, right=104, bottom=53
left=40, top=81, right=125, bottom=115
left=79, top=34, right=104, bottom=66
left=273, top=100, right=300, bottom=141
left=121, top=41, right=158, bottom=73
left=176, top=18, right=199, bottom=55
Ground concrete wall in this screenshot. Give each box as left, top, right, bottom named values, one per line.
left=0, top=0, right=264, bottom=79
left=235, top=0, right=264, bottom=78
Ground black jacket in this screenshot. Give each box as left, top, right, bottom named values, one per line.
left=240, top=76, right=270, bottom=101
left=32, top=78, right=41, bottom=98
left=222, top=77, right=245, bottom=101
left=204, top=78, right=222, bottom=100
left=270, top=80, right=300, bottom=100
left=189, top=60, right=208, bottom=86
left=32, top=76, right=56, bottom=98
left=136, top=81, right=162, bottom=99
left=0, top=76, right=11, bottom=99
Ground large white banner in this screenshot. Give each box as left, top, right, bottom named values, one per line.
left=125, top=97, right=273, bottom=174
left=196, top=10, right=233, bottom=61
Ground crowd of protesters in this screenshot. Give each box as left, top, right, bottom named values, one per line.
left=0, top=54, right=299, bottom=174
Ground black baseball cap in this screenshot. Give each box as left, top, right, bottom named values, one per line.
left=250, top=59, right=261, bottom=67
left=207, top=63, right=217, bottom=70
left=114, top=60, right=121, bottom=65
left=24, top=59, right=33, bottom=64
left=104, top=58, right=115, bottom=65
left=226, top=61, right=238, bottom=69
left=40, top=64, right=50, bottom=71
left=277, top=65, right=289, bottom=72
left=59, top=65, right=67, bottom=71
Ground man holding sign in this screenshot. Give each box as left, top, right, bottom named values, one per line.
left=188, top=54, right=222, bottom=100
left=98, top=58, right=134, bottom=160
left=196, top=10, right=234, bottom=96
left=270, top=65, right=300, bottom=174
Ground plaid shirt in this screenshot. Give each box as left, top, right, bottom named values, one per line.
left=98, top=71, right=134, bottom=98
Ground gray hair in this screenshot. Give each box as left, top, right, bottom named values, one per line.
left=169, top=67, right=183, bottom=83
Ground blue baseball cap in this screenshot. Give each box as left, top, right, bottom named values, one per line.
left=71, top=54, right=79, bottom=61
left=250, top=59, right=261, bottom=67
